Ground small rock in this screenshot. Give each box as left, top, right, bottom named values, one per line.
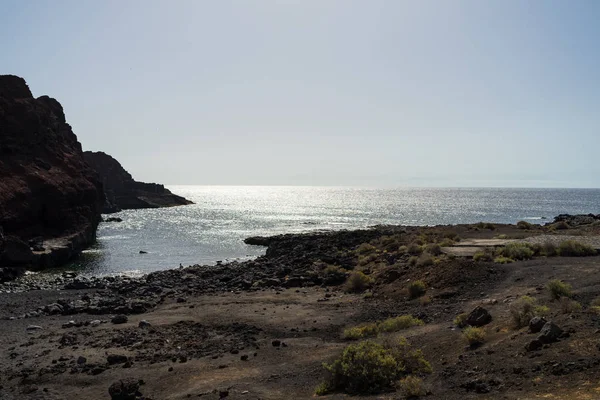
left=108, top=378, right=141, bottom=400
left=272, top=340, right=281, bottom=347
left=138, top=320, right=151, bottom=328
left=465, top=306, right=492, bottom=327
left=526, top=339, right=543, bottom=351
left=240, top=355, right=249, bottom=361
left=77, top=356, right=87, bottom=365
left=90, top=320, right=102, bottom=327
left=111, top=315, right=128, bottom=324
left=26, top=325, right=42, bottom=331
left=107, top=354, right=129, bottom=365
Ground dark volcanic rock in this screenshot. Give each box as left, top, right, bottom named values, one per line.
left=538, top=322, right=563, bottom=344
left=466, top=306, right=492, bottom=327
left=83, top=151, right=192, bottom=212
left=550, top=214, right=600, bottom=227
left=529, top=316, right=547, bottom=333
left=0, top=75, right=105, bottom=273
left=108, top=378, right=141, bottom=400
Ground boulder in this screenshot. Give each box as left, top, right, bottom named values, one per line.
left=108, top=378, right=142, bottom=400
left=466, top=306, right=492, bottom=327
left=538, top=322, right=563, bottom=344
left=529, top=316, right=547, bottom=333
left=111, top=315, right=128, bottom=324
left=1, top=237, right=33, bottom=264
left=107, top=354, right=129, bottom=365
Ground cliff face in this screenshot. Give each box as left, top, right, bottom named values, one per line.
left=0, top=75, right=105, bottom=275
left=83, top=151, right=192, bottom=212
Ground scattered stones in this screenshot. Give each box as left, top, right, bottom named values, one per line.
left=111, top=315, right=128, bottom=324
left=466, top=306, right=492, bottom=327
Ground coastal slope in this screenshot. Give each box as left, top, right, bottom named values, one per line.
left=0, top=75, right=105, bottom=276
left=83, top=151, right=192, bottom=213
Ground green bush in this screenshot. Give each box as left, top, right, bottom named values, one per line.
left=321, top=265, right=347, bottom=284
left=494, top=256, right=514, bottom=264
left=408, top=256, right=418, bottom=266
left=398, top=375, right=426, bottom=398
left=497, top=242, right=534, bottom=260
left=557, top=240, right=597, bottom=257
left=454, top=313, right=468, bottom=328
left=473, top=248, right=494, bottom=262
left=551, top=221, right=570, bottom=230
left=546, top=279, right=573, bottom=299
left=345, top=271, right=373, bottom=293
left=517, top=220, right=533, bottom=230
left=379, top=316, right=424, bottom=332
left=416, top=254, right=434, bottom=267
left=559, top=297, right=582, bottom=314
left=408, top=280, right=426, bottom=299
left=356, top=243, right=377, bottom=254
left=342, top=323, right=379, bottom=340
left=319, top=341, right=402, bottom=394
left=439, top=238, right=455, bottom=247
left=407, top=243, right=423, bottom=255
left=425, top=243, right=442, bottom=256
left=539, top=241, right=558, bottom=257
left=462, top=326, right=486, bottom=346
left=509, top=296, right=548, bottom=328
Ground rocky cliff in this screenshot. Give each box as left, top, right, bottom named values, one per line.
left=0, top=75, right=105, bottom=278
left=83, top=151, right=192, bottom=212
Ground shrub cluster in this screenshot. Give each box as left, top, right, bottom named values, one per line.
left=345, top=271, right=373, bottom=293
left=462, top=326, right=486, bottom=346
left=316, top=337, right=431, bottom=395
left=408, top=280, right=427, bottom=299
left=509, top=295, right=549, bottom=328
left=342, top=315, right=424, bottom=340
left=546, top=279, right=573, bottom=299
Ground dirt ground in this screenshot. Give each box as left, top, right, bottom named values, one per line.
left=3, top=223, right=600, bottom=399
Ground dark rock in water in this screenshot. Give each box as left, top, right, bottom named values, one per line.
left=83, top=151, right=193, bottom=213
left=529, top=316, right=547, bottom=333
left=108, top=378, right=141, bottom=400
left=105, top=217, right=123, bottom=223
left=244, top=236, right=271, bottom=246
left=139, top=250, right=148, bottom=254
left=111, top=315, right=128, bottom=324
left=538, top=322, right=563, bottom=344
left=0, top=75, right=105, bottom=275
left=466, top=306, right=492, bottom=327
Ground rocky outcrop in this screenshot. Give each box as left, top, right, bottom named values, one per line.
left=0, top=75, right=105, bottom=275
left=83, top=151, right=192, bottom=213
left=550, top=214, right=600, bottom=227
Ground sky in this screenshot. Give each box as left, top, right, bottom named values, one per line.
left=1, top=0, right=599, bottom=187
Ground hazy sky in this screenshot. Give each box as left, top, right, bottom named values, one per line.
left=2, top=1, right=599, bottom=187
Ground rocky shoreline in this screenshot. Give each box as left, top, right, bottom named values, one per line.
left=2, top=219, right=600, bottom=399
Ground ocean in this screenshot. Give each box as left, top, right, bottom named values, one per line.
left=73, top=186, right=600, bottom=276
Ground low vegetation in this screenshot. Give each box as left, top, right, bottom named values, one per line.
left=497, top=242, right=534, bottom=260
left=557, top=240, right=597, bottom=257
left=343, top=315, right=424, bottom=340
left=454, top=313, right=468, bottom=328
left=398, top=375, right=427, bottom=397
left=462, top=326, right=486, bottom=346
left=546, top=279, right=573, bottom=299
left=559, top=297, right=582, bottom=314
left=509, top=296, right=549, bottom=328
left=493, top=256, right=514, bottom=264
left=408, top=280, right=427, bottom=299
left=473, top=248, right=494, bottom=262
left=516, top=220, right=533, bottom=229
left=316, top=337, right=432, bottom=395
left=345, top=271, right=373, bottom=293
